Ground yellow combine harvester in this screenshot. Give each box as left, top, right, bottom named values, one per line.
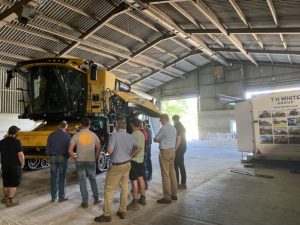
left=6, top=57, right=160, bottom=172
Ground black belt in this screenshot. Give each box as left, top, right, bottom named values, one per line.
left=112, top=160, right=130, bottom=166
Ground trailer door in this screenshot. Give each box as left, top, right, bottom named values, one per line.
left=235, top=100, right=254, bottom=152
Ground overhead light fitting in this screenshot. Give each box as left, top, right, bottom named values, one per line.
left=17, top=5, right=41, bottom=25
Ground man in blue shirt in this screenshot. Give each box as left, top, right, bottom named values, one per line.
left=46, top=121, right=71, bottom=203
left=154, top=114, right=178, bottom=204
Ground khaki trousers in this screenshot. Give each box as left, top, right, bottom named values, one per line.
left=159, top=149, right=178, bottom=200
left=103, top=162, right=131, bottom=216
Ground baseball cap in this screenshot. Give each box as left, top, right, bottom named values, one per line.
left=8, top=125, right=20, bottom=135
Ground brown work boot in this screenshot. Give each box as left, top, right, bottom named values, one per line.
left=58, top=197, right=68, bottom=203
left=157, top=197, right=171, bottom=204
left=178, top=184, right=187, bottom=190
left=1, top=197, right=7, bottom=204
left=138, top=195, right=147, bottom=205
left=94, top=196, right=102, bottom=204
left=117, top=210, right=126, bottom=219
left=127, top=199, right=140, bottom=210
left=94, top=215, right=112, bottom=223
left=81, top=202, right=88, bottom=208
left=6, top=198, right=20, bottom=207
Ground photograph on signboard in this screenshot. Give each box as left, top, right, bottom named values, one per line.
left=288, top=127, right=300, bottom=135
left=259, top=136, right=273, bottom=144
left=274, top=136, right=288, bottom=144
left=273, top=127, right=288, bottom=135
left=259, top=127, right=273, bottom=135
left=287, top=117, right=300, bottom=126
left=288, top=109, right=300, bottom=117
left=272, top=110, right=286, bottom=117
left=289, top=136, right=300, bottom=144
left=259, top=110, right=271, bottom=118
left=259, top=119, right=272, bottom=126
left=273, top=118, right=287, bottom=127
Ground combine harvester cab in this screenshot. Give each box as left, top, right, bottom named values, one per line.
left=7, top=57, right=160, bottom=172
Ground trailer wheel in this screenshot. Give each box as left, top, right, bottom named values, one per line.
left=96, top=152, right=107, bottom=174
left=26, top=159, right=41, bottom=170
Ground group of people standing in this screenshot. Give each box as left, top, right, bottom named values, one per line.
left=0, top=113, right=187, bottom=224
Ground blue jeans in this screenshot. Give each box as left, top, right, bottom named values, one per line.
left=50, top=155, right=68, bottom=200
left=76, top=161, right=99, bottom=203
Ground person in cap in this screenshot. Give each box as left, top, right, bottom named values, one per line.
left=0, top=125, right=24, bottom=207
left=46, top=120, right=71, bottom=203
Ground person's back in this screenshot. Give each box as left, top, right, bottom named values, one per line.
left=109, top=130, right=135, bottom=164
left=46, top=121, right=71, bottom=202
left=69, top=117, right=101, bottom=208
left=72, top=128, right=99, bottom=161
left=0, top=125, right=24, bottom=207
left=0, top=137, right=22, bottom=168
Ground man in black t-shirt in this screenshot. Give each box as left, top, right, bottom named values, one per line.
left=172, top=115, right=187, bottom=190
left=0, top=125, right=25, bottom=207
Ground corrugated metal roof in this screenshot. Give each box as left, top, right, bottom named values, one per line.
left=0, top=0, right=300, bottom=91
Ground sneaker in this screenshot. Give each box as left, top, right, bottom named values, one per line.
left=157, top=198, right=171, bottom=204
left=138, top=195, right=147, bottom=205
left=50, top=199, right=56, bottom=203
left=6, top=199, right=20, bottom=207
left=171, top=195, right=178, bottom=200
left=81, top=202, right=88, bottom=208
left=127, top=199, right=140, bottom=210
left=94, top=215, right=112, bottom=223
left=178, top=184, right=187, bottom=190
left=1, top=197, right=7, bottom=204
left=94, top=197, right=102, bottom=204
left=117, top=211, right=126, bottom=219
left=58, top=198, right=68, bottom=203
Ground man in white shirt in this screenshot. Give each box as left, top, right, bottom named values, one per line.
left=154, top=114, right=178, bottom=204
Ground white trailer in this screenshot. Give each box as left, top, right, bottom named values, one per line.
left=235, top=90, right=300, bottom=160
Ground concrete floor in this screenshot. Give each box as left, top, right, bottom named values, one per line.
left=1, top=141, right=300, bottom=225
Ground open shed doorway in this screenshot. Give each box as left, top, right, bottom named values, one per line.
left=161, top=97, right=199, bottom=141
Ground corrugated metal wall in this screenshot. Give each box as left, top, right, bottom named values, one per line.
left=0, top=68, right=26, bottom=114
left=150, top=62, right=300, bottom=111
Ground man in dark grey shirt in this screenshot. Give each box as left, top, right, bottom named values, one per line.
left=46, top=121, right=71, bottom=203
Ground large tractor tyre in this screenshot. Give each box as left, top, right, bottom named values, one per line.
left=96, top=152, right=107, bottom=174
left=25, top=159, right=41, bottom=170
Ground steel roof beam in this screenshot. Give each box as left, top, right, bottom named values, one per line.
left=266, top=0, right=287, bottom=51
left=170, top=2, right=224, bottom=48
left=52, top=0, right=93, bottom=19
left=287, top=55, right=292, bottom=65
left=183, top=27, right=300, bottom=34
left=153, top=45, right=178, bottom=58
left=131, top=50, right=201, bottom=86
left=130, top=1, right=228, bottom=66
left=192, top=0, right=258, bottom=66
left=110, top=34, right=175, bottom=70
left=267, top=54, right=274, bottom=64
left=59, top=2, right=129, bottom=55
left=210, top=47, right=300, bottom=55
left=0, top=37, right=56, bottom=54
left=228, top=0, right=263, bottom=49
left=125, top=11, right=159, bottom=32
